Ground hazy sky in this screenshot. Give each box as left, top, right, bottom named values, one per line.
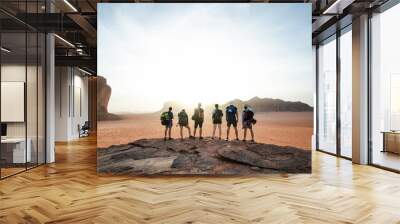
left=98, top=3, right=312, bottom=113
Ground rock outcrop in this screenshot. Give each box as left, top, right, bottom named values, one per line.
left=240, top=97, right=313, bottom=112
left=97, top=138, right=311, bottom=175
left=159, top=97, right=313, bottom=115
left=97, top=76, right=120, bottom=121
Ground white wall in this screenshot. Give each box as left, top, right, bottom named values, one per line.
left=1, top=65, right=26, bottom=139
left=1, top=65, right=38, bottom=138
left=55, top=67, right=89, bottom=141
left=72, top=73, right=89, bottom=138
left=1, top=63, right=46, bottom=164
left=55, top=66, right=70, bottom=141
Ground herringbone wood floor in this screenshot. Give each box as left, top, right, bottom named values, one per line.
left=1, top=136, right=400, bottom=224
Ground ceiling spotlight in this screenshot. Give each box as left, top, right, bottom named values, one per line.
left=76, top=48, right=84, bottom=55
left=63, top=0, right=78, bottom=12
left=1, top=47, right=11, bottom=53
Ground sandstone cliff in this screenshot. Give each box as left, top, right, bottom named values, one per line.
left=97, top=76, right=120, bottom=121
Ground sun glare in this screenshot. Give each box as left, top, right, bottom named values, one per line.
left=99, top=4, right=313, bottom=113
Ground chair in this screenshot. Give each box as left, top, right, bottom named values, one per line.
left=79, top=121, right=90, bottom=138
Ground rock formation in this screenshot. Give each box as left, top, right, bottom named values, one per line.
left=97, top=138, right=311, bottom=175
left=97, top=76, right=120, bottom=121
left=159, top=97, right=313, bottom=115
left=239, top=96, right=313, bottom=112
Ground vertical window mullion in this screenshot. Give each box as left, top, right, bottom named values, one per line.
left=316, top=45, right=320, bottom=150
left=0, top=23, right=2, bottom=179
left=367, top=12, right=373, bottom=165
left=25, top=0, right=28, bottom=171
left=336, top=29, right=341, bottom=157
left=36, top=0, right=39, bottom=167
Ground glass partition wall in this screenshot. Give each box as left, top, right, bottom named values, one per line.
left=370, top=3, right=400, bottom=171
left=0, top=6, right=46, bottom=179
left=316, top=26, right=352, bottom=159
left=0, top=31, right=27, bottom=177
left=317, top=35, right=337, bottom=155
left=316, top=0, right=400, bottom=172
left=339, top=27, right=352, bottom=159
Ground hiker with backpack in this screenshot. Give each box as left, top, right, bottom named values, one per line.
left=160, top=107, right=174, bottom=141
left=242, top=105, right=256, bottom=142
left=212, top=104, right=223, bottom=140
left=225, top=104, right=239, bottom=141
left=192, top=103, right=204, bottom=139
left=177, top=109, right=193, bottom=140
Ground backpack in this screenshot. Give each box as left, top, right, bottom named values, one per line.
left=243, top=110, right=254, bottom=122
left=212, top=109, right=223, bottom=123
left=226, top=106, right=237, bottom=122
left=192, top=108, right=204, bottom=121
left=178, top=111, right=188, bottom=125
left=160, top=112, right=170, bottom=125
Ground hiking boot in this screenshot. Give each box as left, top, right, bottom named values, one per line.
left=242, top=139, right=246, bottom=142
left=169, top=137, right=172, bottom=140
left=164, top=137, right=167, bottom=141
left=236, top=138, right=239, bottom=141
left=250, top=139, right=255, bottom=143
left=189, top=135, right=195, bottom=139
left=199, top=137, right=203, bottom=140
left=226, top=138, right=229, bottom=141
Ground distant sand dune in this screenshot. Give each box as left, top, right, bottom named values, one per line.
left=97, top=112, right=313, bottom=150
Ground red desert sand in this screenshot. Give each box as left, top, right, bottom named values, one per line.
left=97, top=112, right=313, bottom=150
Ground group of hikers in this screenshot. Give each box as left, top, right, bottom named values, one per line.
left=160, top=103, right=257, bottom=142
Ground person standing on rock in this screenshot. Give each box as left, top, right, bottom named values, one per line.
left=161, top=107, right=174, bottom=141
left=242, top=105, right=255, bottom=142
left=212, top=104, right=223, bottom=140
left=225, top=104, right=239, bottom=141
left=177, top=109, right=193, bottom=140
left=192, top=103, right=204, bottom=139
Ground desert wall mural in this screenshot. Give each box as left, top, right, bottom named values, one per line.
left=97, top=3, right=313, bottom=175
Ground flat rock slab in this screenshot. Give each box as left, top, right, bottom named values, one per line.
left=97, top=137, right=311, bottom=175
left=98, top=156, right=177, bottom=174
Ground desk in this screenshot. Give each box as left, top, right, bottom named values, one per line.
left=1, top=138, right=31, bottom=163
left=381, top=131, right=400, bottom=154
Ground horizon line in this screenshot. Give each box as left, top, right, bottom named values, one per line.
left=108, top=96, right=314, bottom=114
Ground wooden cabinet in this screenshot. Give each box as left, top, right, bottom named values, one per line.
left=382, top=132, right=400, bottom=154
